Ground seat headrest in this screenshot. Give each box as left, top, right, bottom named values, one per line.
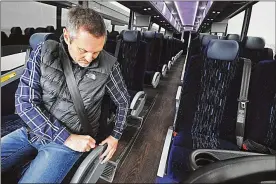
left=202, top=35, right=218, bottom=46
left=123, top=30, right=141, bottom=42
left=11, top=27, right=22, bottom=35
left=30, top=33, right=58, bottom=50
left=35, top=27, right=47, bottom=33
left=120, top=30, right=126, bottom=36
left=108, top=31, right=119, bottom=39
left=2, top=31, right=8, bottom=39
left=263, top=48, right=274, bottom=60
left=244, top=36, right=265, bottom=50
left=226, top=34, right=240, bottom=41
left=220, top=36, right=227, bottom=40
left=143, top=31, right=155, bottom=39
left=155, top=33, right=164, bottom=39
left=46, top=26, right=55, bottom=33
left=24, top=28, right=35, bottom=36
left=207, top=40, right=239, bottom=61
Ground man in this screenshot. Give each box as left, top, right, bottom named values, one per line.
left=1, top=6, right=130, bottom=183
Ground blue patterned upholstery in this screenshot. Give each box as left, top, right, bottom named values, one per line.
left=117, top=30, right=144, bottom=92
left=158, top=40, right=241, bottom=183
left=245, top=60, right=276, bottom=150
left=142, top=31, right=163, bottom=85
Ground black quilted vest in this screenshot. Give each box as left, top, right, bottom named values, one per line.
left=40, top=36, right=116, bottom=137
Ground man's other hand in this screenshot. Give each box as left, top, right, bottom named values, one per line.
left=64, top=134, right=96, bottom=152
left=99, top=136, right=118, bottom=164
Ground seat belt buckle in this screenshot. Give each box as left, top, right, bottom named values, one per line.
left=238, top=99, right=249, bottom=109
left=241, top=102, right=246, bottom=109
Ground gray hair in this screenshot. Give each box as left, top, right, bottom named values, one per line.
left=66, top=6, right=106, bottom=39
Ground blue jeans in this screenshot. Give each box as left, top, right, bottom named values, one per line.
left=1, top=126, right=83, bottom=183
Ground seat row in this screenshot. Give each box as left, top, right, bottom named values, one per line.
left=1, top=26, right=56, bottom=46
left=156, top=35, right=276, bottom=183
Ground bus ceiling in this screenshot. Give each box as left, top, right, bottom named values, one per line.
left=198, top=1, right=258, bottom=33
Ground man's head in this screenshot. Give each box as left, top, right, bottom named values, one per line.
left=63, top=6, right=106, bottom=67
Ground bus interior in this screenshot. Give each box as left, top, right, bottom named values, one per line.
left=1, top=1, right=276, bottom=183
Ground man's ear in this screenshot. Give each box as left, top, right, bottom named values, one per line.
left=63, top=28, right=70, bottom=45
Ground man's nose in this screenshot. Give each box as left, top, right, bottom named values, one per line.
left=85, top=52, right=93, bottom=62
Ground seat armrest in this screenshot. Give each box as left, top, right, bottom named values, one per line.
left=130, top=91, right=147, bottom=117
left=175, top=86, right=182, bottom=104
left=70, top=144, right=108, bottom=183
left=157, top=126, right=173, bottom=177
left=161, top=64, right=168, bottom=77
left=152, top=72, right=161, bottom=88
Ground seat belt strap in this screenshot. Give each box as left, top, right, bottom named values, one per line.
left=115, top=39, right=121, bottom=59
left=60, top=45, right=93, bottom=136
left=236, top=58, right=252, bottom=149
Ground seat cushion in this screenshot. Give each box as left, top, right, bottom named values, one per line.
left=166, top=132, right=239, bottom=182
left=155, top=175, right=178, bottom=184
left=173, top=131, right=239, bottom=150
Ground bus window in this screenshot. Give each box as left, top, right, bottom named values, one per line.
left=247, top=2, right=275, bottom=54
left=1, top=1, right=56, bottom=37
left=1, top=1, right=56, bottom=60
left=226, top=10, right=245, bottom=36
left=103, top=19, right=112, bottom=32
left=160, top=27, right=165, bottom=34
left=150, top=23, right=159, bottom=32
left=115, top=25, right=128, bottom=33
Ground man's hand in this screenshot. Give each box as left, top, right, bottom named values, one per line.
left=64, top=134, right=96, bottom=152
left=99, top=136, right=118, bottom=164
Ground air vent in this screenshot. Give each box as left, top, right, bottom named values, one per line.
left=100, top=161, right=118, bottom=183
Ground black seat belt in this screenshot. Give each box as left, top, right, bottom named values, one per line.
left=60, top=45, right=93, bottom=136
left=236, top=58, right=252, bottom=149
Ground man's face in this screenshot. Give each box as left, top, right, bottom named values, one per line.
left=63, top=27, right=105, bottom=67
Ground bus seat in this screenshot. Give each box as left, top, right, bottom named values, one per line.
left=167, top=37, right=173, bottom=69
left=104, top=31, right=119, bottom=55
left=116, top=30, right=147, bottom=117
left=142, top=31, right=161, bottom=88
left=245, top=59, right=276, bottom=151
left=1, top=31, right=9, bottom=46
left=241, top=36, right=266, bottom=65
left=35, top=27, right=47, bottom=33
left=189, top=35, right=201, bottom=57
left=226, top=34, right=240, bottom=41
left=181, top=35, right=219, bottom=96
left=23, top=28, right=35, bottom=45
left=263, top=48, right=274, bottom=60
left=161, top=36, right=170, bottom=72
left=156, top=33, right=168, bottom=77
left=46, top=26, right=55, bottom=33
left=201, top=35, right=218, bottom=53
left=165, top=39, right=241, bottom=182
left=29, top=33, right=58, bottom=50
left=171, top=38, right=176, bottom=63
left=8, top=27, right=24, bottom=45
